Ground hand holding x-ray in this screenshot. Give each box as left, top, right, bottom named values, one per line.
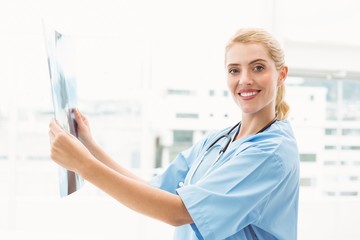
left=48, top=118, right=96, bottom=176
left=43, top=21, right=84, bottom=197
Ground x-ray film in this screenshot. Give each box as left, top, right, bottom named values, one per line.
left=43, top=22, right=84, bottom=197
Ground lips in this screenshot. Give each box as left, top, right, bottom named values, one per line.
left=238, top=89, right=260, bottom=98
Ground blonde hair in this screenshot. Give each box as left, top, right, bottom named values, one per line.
left=225, top=28, right=289, bottom=120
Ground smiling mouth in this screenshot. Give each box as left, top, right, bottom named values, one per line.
left=239, top=91, right=259, bottom=97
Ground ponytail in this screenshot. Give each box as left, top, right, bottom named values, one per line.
left=275, top=84, right=290, bottom=120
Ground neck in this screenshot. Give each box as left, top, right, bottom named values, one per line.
left=235, top=113, right=276, bottom=140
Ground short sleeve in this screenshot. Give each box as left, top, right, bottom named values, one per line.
left=176, top=143, right=286, bottom=240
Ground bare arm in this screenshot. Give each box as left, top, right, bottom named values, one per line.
left=49, top=119, right=193, bottom=226
left=72, top=109, right=142, bottom=181
left=85, top=140, right=143, bottom=182
left=81, top=156, right=192, bottom=226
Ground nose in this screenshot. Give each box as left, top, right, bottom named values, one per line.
left=238, top=70, right=253, bottom=85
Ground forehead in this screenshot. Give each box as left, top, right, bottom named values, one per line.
left=226, top=43, right=272, bottom=65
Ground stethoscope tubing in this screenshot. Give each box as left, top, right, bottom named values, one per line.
left=186, top=118, right=277, bottom=185
left=187, top=122, right=240, bottom=184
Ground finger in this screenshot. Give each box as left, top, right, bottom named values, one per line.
left=48, top=120, right=61, bottom=145
left=75, top=108, right=88, bottom=123
left=48, top=128, right=55, bottom=139
left=49, top=119, right=65, bottom=135
left=74, top=108, right=90, bottom=127
left=48, top=131, right=53, bottom=145
left=73, top=108, right=84, bottom=125
left=49, top=119, right=59, bottom=133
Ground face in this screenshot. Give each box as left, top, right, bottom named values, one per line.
left=226, top=43, right=286, bottom=118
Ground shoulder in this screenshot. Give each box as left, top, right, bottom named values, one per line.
left=236, top=120, right=299, bottom=175
left=266, top=120, right=299, bottom=160
left=258, top=120, right=297, bottom=151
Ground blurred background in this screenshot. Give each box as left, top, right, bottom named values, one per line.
left=1, top=0, right=360, bottom=239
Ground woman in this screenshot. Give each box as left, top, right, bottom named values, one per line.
left=49, top=28, right=299, bottom=240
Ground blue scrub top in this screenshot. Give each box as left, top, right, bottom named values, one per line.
left=150, top=120, right=300, bottom=240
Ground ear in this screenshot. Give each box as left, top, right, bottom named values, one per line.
left=277, top=66, right=288, bottom=86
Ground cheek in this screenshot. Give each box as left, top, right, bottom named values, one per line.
left=227, top=78, right=237, bottom=91
left=262, top=73, right=278, bottom=90
left=268, top=81, right=279, bottom=99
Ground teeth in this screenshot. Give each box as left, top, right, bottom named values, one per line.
left=240, top=91, right=257, bottom=97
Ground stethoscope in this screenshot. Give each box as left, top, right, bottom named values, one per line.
left=186, top=118, right=278, bottom=185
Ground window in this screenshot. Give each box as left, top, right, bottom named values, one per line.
left=167, top=89, right=193, bottom=95
left=173, top=130, right=193, bottom=144
left=325, top=128, right=337, bottom=135
left=325, top=145, right=337, bottom=150
left=176, top=113, right=199, bottom=119
left=341, top=145, right=360, bottom=150
left=342, top=129, right=360, bottom=136
left=300, top=153, right=317, bottom=162
left=340, top=192, right=358, bottom=196
left=349, top=176, right=359, bottom=181
left=300, top=178, right=314, bottom=187
left=324, top=161, right=337, bottom=166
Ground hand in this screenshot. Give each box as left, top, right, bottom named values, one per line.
left=48, top=119, right=95, bottom=173
left=72, top=108, right=94, bottom=147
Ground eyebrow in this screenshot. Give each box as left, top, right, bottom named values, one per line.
left=227, top=58, right=267, bottom=68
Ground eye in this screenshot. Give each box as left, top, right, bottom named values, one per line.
left=228, top=68, right=240, bottom=75
left=253, top=65, right=264, bottom=72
